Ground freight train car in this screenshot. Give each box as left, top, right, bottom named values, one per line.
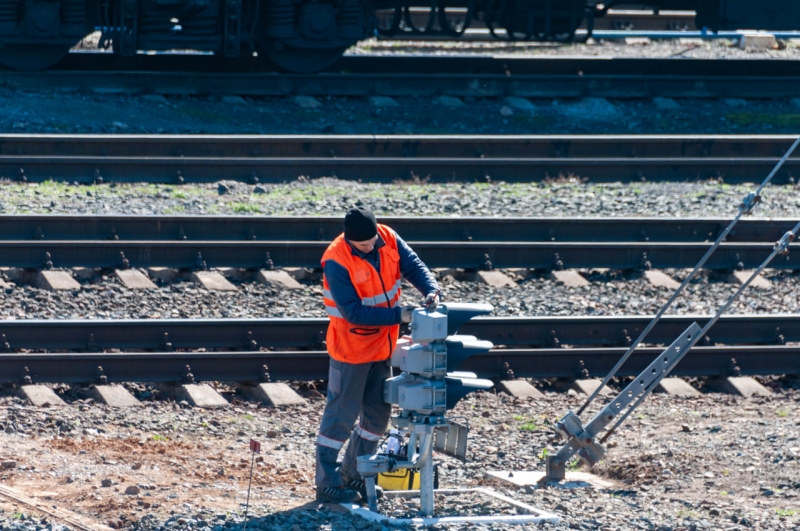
left=0, top=1, right=794, bottom=72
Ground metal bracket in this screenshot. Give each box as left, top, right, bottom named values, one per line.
left=261, top=364, right=271, bottom=383
left=86, top=334, right=99, bottom=352
left=160, top=333, right=173, bottom=351
left=433, top=419, right=469, bottom=462
left=195, top=252, right=208, bottom=271
left=96, top=366, right=108, bottom=385
left=183, top=365, right=195, bottom=384
left=245, top=331, right=258, bottom=350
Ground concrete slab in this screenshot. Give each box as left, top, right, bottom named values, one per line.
left=548, top=270, right=589, bottom=288
left=476, top=270, right=516, bottom=288
left=652, top=97, right=681, bottom=110
left=160, top=383, right=230, bottom=408
left=435, top=96, right=464, bottom=107
left=369, top=96, right=398, bottom=108
left=258, top=270, right=304, bottom=290
left=191, top=271, right=237, bottom=291
left=497, top=380, right=544, bottom=399
left=89, top=385, right=141, bottom=407
left=115, top=269, right=157, bottom=289
left=36, top=271, right=80, bottom=291
left=293, top=95, right=321, bottom=109
left=570, top=379, right=612, bottom=397
left=643, top=270, right=681, bottom=290
left=504, top=97, right=536, bottom=112
left=655, top=378, right=701, bottom=397
left=239, top=382, right=307, bottom=407
left=148, top=267, right=178, bottom=283
left=730, top=270, right=772, bottom=289
left=739, top=33, right=776, bottom=50
left=705, top=376, right=771, bottom=397
left=18, top=385, right=66, bottom=407
left=485, top=470, right=615, bottom=489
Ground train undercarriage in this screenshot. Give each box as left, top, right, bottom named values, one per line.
left=0, top=1, right=796, bottom=72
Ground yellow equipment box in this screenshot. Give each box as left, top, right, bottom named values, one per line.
left=377, top=469, right=420, bottom=491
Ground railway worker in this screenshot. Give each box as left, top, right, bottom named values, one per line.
left=315, top=206, right=440, bottom=503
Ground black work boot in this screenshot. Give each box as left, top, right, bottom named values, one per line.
left=316, top=485, right=361, bottom=503
left=345, top=477, right=384, bottom=501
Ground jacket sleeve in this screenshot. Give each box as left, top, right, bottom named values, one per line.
left=323, top=259, right=403, bottom=326
left=395, top=232, right=440, bottom=297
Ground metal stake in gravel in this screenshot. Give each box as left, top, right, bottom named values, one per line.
left=542, top=220, right=800, bottom=483
left=242, top=438, right=260, bottom=531
left=577, top=135, right=800, bottom=418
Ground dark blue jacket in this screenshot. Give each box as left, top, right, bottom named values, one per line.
left=323, top=229, right=439, bottom=326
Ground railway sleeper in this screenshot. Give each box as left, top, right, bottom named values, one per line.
left=0, top=375, right=785, bottom=410
left=0, top=265, right=787, bottom=292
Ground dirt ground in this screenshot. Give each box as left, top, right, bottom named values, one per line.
left=0, top=383, right=797, bottom=530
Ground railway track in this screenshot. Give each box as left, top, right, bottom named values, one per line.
left=2, top=134, right=800, bottom=184
left=1, top=214, right=797, bottom=270
left=1, top=315, right=798, bottom=384
left=3, top=215, right=796, bottom=242
left=5, top=55, right=800, bottom=99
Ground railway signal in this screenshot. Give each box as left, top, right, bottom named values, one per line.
left=357, top=303, right=494, bottom=516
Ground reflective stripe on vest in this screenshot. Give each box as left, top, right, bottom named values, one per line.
left=361, top=279, right=401, bottom=306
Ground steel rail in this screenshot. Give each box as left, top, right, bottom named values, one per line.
left=2, top=215, right=797, bottom=243
left=2, top=345, right=798, bottom=384
left=48, top=54, right=800, bottom=76
left=4, top=156, right=800, bottom=184
left=0, top=315, right=796, bottom=352
left=2, top=134, right=798, bottom=158
left=6, top=56, right=800, bottom=99
left=0, top=240, right=794, bottom=269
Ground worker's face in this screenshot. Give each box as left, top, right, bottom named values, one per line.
left=351, top=234, right=378, bottom=253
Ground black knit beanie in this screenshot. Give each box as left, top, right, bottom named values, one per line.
left=344, top=206, right=378, bottom=242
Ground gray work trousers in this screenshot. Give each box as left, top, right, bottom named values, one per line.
left=315, top=358, right=392, bottom=488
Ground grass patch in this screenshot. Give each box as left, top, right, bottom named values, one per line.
left=776, top=509, right=797, bottom=517
left=725, top=113, right=800, bottom=127
left=152, top=434, right=168, bottom=441
left=232, top=203, right=262, bottom=214
left=776, top=410, right=788, bottom=417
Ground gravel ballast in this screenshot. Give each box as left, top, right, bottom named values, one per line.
left=0, top=388, right=797, bottom=531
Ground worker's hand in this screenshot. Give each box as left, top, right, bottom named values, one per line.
left=424, top=291, right=440, bottom=311
left=401, top=305, right=416, bottom=323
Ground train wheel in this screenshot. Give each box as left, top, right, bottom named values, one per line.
left=0, top=43, right=72, bottom=71
left=258, top=41, right=348, bottom=73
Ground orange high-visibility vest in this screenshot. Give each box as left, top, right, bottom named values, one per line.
left=321, top=224, right=402, bottom=363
